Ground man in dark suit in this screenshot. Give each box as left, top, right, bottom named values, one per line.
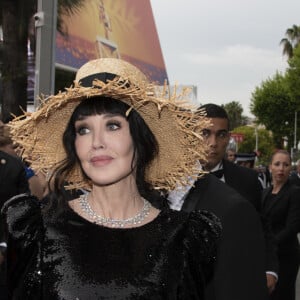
left=169, top=103, right=276, bottom=299
left=200, top=103, right=278, bottom=291
left=169, top=170, right=269, bottom=299
left=174, top=173, right=269, bottom=300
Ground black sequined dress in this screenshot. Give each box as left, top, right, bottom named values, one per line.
left=2, top=194, right=220, bottom=300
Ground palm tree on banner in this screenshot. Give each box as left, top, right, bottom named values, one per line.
left=280, top=24, right=300, bottom=60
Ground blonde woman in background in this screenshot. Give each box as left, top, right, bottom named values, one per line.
left=262, top=150, right=300, bottom=300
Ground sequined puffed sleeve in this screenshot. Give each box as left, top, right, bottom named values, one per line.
left=184, top=210, right=221, bottom=284
left=1, top=193, right=43, bottom=299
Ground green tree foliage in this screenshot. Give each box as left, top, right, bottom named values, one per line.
left=285, top=46, right=300, bottom=106
left=250, top=72, right=297, bottom=149
left=57, top=0, right=87, bottom=35
left=248, top=24, right=300, bottom=158
left=232, top=126, right=275, bottom=165
left=285, top=46, right=300, bottom=153
left=280, top=24, right=300, bottom=60
left=221, top=101, right=248, bottom=131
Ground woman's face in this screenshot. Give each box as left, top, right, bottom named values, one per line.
left=74, top=113, right=135, bottom=186
left=269, top=152, right=291, bottom=185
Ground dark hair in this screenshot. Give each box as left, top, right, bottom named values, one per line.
left=48, top=96, right=161, bottom=210
left=199, top=103, right=230, bottom=129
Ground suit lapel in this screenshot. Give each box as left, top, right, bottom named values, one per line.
left=222, top=159, right=234, bottom=185
left=182, top=175, right=210, bottom=212
left=263, top=183, right=289, bottom=213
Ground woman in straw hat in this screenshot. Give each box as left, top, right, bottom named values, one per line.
left=2, top=58, right=220, bottom=299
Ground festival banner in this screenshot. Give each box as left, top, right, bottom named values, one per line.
left=56, top=0, right=168, bottom=84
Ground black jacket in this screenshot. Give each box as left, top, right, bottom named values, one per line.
left=289, top=172, right=300, bottom=187
left=222, top=160, right=278, bottom=274
left=183, top=174, right=268, bottom=300
left=0, top=150, right=29, bottom=287
left=0, top=150, right=29, bottom=208
left=222, top=159, right=262, bottom=210
left=262, top=180, right=300, bottom=257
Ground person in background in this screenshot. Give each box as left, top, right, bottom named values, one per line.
left=0, top=125, right=30, bottom=300
left=0, top=123, right=30, bottom=207
left=289, top=159, right=300, bottom=187
left=256, top=165, right=272, bottom=189
left=198, top=103, right=278, bottom=295
left=0, top=123, right=47, bottom=200
left=235, top=152, right=257, bottom=169
left=235, top=152, right=268, bottom=189
left=168, top=103, right=272, bottom=300
left=225, top=148, right=236, bottom=162
left=262, top=150, right=300, bottom=300
left=2, top=58, right=221, bottom=299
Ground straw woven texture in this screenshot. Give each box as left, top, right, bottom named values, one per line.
left=9, top=58, right=209, bottom=191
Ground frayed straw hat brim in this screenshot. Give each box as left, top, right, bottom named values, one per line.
left=9, top=58, right=209, bottom=191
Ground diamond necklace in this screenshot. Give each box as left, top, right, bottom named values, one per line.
left=78, top=193, right=151, bottom=228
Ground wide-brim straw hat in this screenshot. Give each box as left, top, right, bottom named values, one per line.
left=9, top=58, right=209, bottom=191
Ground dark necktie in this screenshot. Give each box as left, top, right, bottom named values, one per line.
left=211, top=169, right=224, bottom=179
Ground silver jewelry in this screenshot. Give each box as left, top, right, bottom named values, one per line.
left=78, top=193, right=151, bottom=228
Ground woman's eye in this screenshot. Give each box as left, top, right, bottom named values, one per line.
left=76, top=126, right=90, bottom=135
left=107, top=121, right=121, bottom=130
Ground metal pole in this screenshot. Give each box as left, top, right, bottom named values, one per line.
left=254, top=127, right=258, bottom=165
left=255, top=127, right=258, bottom=152
left=34, top=0, right=57, bottom=108
left=294, top=111, right=297, bottom=149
